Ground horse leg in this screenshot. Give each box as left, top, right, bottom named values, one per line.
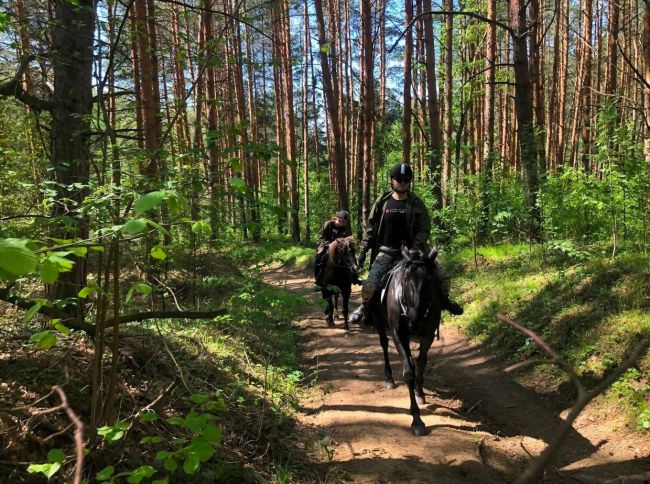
left=391, top=326, right=426, bottom=436
left=415, top=334, right=434, bottom=405
left=377, top=315, right=395, bottom=389
left=342, top=286, right=351, bottom=333
left=326, top=295, right=335, bottom=326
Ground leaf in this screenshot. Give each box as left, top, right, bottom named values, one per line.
left=186, top=438, right=215, bottom=462
left=78, top=284, right=99, bottom=299
left=96, top=465, right=115, bottom=481
left=140, top=436, right=163, bottom=444
left=191, top=220, right=212, bottom=237
left=27, top=462, right=61, bottom=479
left=123, top=218, right=149, bottom=235
left=53, top=321, right=71, bottom=335
left=201, top=424, right=222, bottom=445
left=125, top=282, right=152, bottom=303
left=166, top=416, right=186, bottom=426
left=188, top=393, right=209, bottom=405
left=0, top=238, right=37, bottom=277
left=320, top=42, right=331, bottom=54
left=126, top=465, right=155, bottom=484
left=152, top=479, right=169, bottom=484
left=150, top=245, right=167, bottom=261
left=166, top=190, right=189, bottom=216
left=40, top=259, right=60, bottom=284
left=47, top=449, right=65, bottom=464
left=144, top=219, right=171, bottom=237
left=22, top=301, right=43, bottom=324
left=30, top=331, right=57, bottom=350
left=229, top=177, right=246, bottom=192
left=47, top=252, right=75, bottom=272
left=182, top=454, right=200, bottom=475
left=135, top=191, right=166, bottom=213
left=155, top=451, right=172, bottom=461
left=164, top=457, right=178, bottom=473
left=67, top=247, right=88, bottom=257
left=139, top=410, right=158, bottom=422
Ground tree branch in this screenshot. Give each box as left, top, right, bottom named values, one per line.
left=497, top=314, right=650, bottom=484
left=0, top=56, right=52, bottom=112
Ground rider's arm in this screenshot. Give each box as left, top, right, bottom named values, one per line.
left=361, top=198, right=381, bottom=253
left=412, top=198, right=432, bottom=251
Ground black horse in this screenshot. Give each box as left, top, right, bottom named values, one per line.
left=368, top=246, right=442, bottom=436
left=319, top=237, right=360, bottom=333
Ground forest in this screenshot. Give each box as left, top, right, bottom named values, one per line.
left=0, top=0, right=649, bottom=480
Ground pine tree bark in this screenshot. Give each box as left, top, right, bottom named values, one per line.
left=510, top=0, right=542, bottom=238
left=314, top=0, right=349, bottom=210
left=360, top=0, right=374, bottom=222
left=402, top=0, right=414, bottom=163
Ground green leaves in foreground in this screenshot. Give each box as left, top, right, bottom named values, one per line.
left=27, top=448, right=65, bottom=479
left=0, top=238, right=37, bottom=281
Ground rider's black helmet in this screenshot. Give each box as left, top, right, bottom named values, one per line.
left=336, top=210, right=350, bottom=221
left=389, top=163, right=413, bottom=181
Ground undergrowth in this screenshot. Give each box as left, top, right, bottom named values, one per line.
left=0, top=247, right=321, bottom=483
left=442, top=242, right=650, bottom=431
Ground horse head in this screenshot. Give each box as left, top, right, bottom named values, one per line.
left=397, top=246, right=439, bottom=332
left=329, top=237, right=359, bottom=273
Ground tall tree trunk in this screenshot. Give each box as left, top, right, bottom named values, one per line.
left=443, top=0, right=453, bottom=207
left=510, top=0, right=542, bottom=238
left=422, top=0, right=442, bottom=209
left=303, top=0, right=311, bottom=241
left=480, top=0, right=497, bottom=238
left=50, top=0, right=96, bottom=314
left=360, top=0, right=374, bottom=223
left=314, top=0, right=349, bottom=210
left=280, top=0, right=300, bottom=242
left=402, top=0, right=414, bottom=162
left=643, top=0, right=650, bottom=164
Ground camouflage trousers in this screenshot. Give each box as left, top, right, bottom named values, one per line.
left=360, top=247, right=451, bottom=303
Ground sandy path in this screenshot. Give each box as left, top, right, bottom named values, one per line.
left=265, top=267, right=650, bottom=483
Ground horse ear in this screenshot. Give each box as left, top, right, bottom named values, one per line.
left=401, top=245, right=411, bottom=260
left=428, top=247, right=439, bottom=261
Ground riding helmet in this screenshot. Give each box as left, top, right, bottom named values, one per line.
left=389, top=162, right=413, bottom=181
left=336, top=210, right=350, bottom=221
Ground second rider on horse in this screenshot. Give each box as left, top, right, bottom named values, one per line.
left=314, top=210, right=353, bottom=286
left=349, top=162, right=463, bottom=325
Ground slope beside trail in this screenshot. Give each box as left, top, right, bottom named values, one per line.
left=264, top=266, right=650, bottom=483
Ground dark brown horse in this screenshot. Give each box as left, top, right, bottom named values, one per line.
left=369, top=246, right=442, bottom=436
left=319, top=237, right=360, bottom=333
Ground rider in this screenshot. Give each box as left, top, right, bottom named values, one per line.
left=349, top=162, right=463, bottom=324
left=314, top=210, right=352, bottom=285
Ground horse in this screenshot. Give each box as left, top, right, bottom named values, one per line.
left=368, top=246, right=442, bottom=436
left=318, top=237, right=360, bottom=333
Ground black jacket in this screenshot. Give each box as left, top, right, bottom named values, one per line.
left=317, top=219, right=352, bottom=252
left=360, top=191, right=431, bottom=263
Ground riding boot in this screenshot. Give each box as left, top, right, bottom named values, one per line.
left=348, top=303, right=368, bottom=325
left=442, top=295, right=464, bottom=315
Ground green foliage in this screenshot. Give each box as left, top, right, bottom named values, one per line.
left=26, top=448, right=65, bottom=479
left=444, top=243, right=650, bottom=428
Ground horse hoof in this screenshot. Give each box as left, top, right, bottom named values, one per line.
left=344, top=330, right=351, bottom=337
left=411, top=425, right=427, bottom=437
left=416, top=395, right=425, bottom=406
left=384, top=380, right=396, bottom=390
left=326, top=319, right=335, bottom=327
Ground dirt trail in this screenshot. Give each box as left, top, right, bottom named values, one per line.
left=265, top=267, right=650, bottom=483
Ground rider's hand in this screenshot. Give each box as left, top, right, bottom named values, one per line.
left=357, top=250, right=367, bottom=269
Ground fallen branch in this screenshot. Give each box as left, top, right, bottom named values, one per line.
left=52, top=386, right=84, bottom=484
left=498, top=314, right=650, bottom=484
left=0, top=287, right=227, bottom=336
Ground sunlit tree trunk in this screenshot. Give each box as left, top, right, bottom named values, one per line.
left=402, top=0, right=414, bottom=163
left=314, top=0, right=349, bottom=210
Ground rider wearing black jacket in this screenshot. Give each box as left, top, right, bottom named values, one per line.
left=349, top=163, right=463, bottom=324
left=314, top=210, right=352, bottom=284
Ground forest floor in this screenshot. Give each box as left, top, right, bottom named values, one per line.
left=264, top=265, right=650, bottom=483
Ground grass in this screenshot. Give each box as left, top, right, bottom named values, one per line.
left=441, top=242, right=650, bottom=431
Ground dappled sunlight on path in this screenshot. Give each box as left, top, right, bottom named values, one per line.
left=265, top=265, right=650, bottom=483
